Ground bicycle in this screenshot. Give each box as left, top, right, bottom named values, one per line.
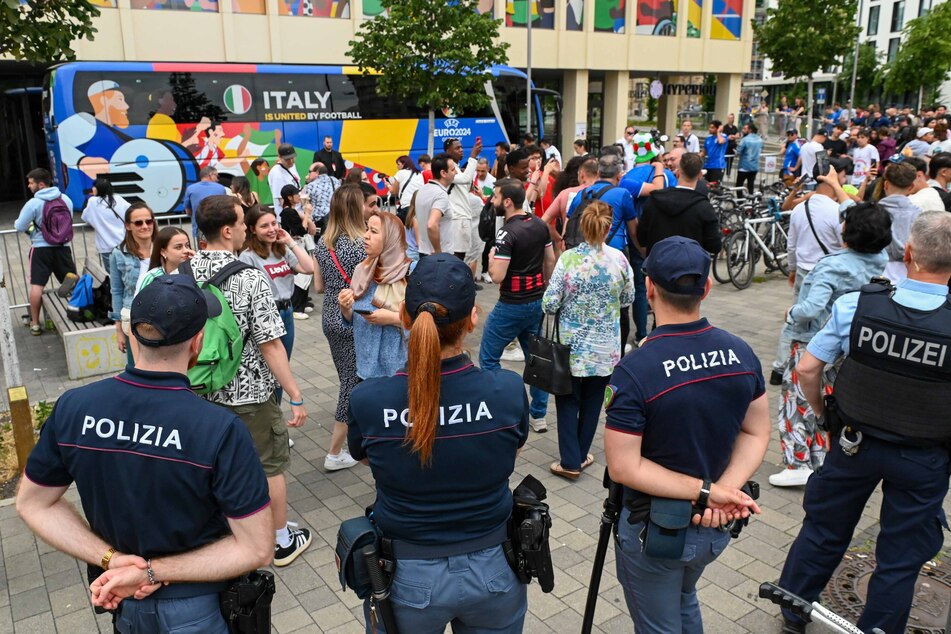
left=724, top=200, right=790, bottom=290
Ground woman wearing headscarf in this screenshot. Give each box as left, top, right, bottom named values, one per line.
left=338, top=211, right=410, bottom=379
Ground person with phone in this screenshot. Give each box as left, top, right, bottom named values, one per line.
left=338, top=211, right=410, bottom=380
left=850, top=129, right=880, bottom=188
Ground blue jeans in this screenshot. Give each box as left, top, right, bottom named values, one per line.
left=364, top=545, right=527, bottom=634
left=115, top=593, right=228, bottom=634
left=615, top=508, right=731, bottom=633
left=555, top=375, right=610, bottom=471
left=629, top=248, right=648, bottom=341
left=479, top=299, right=549, bottom=419
left=779, top=435, right=949, bottom=633
left=275, top=306, right=294, bottom=404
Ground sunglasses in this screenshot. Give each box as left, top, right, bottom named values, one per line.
left=131, top=218, right=155, bottom=227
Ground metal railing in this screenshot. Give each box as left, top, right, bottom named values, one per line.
left=1, top=214, right=191, bottom=313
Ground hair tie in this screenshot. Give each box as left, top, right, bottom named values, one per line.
left=417, top=303, right=438, bottom=318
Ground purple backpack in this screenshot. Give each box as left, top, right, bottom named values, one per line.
left=39, top=197, right=74, bottom=245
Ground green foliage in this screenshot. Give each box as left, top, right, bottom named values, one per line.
left=752, top=0, right=860, bottom=80
left=839, top=42, right=881, bottom=102
left=647, top=96, right=658, bottom=122
left=0, top=0, right=100, bottom=62
left=879, top=1, right=951, bottom=96
left=32, top=401, right=53, bottom=430
left=701, top=75, right=716, bottom=113
left=347, top=0, right=510, bottom=151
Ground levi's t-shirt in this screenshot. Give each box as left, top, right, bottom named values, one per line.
left=239, top=248, right=299, bottom=302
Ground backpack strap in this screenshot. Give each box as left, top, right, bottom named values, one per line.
left=178, top=260, right=193, bottom=278
left=207, top=260, right=255, bottom=289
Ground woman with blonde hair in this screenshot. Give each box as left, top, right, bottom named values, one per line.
left=347, top=254, right=529, bottom=633
left=542, top=201, right=634, bottom=479
left=338, top=211, right=410, bottom=379
left=313, top=184, right=367, bottom=471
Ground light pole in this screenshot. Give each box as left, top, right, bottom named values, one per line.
left=848, top=0, right=863, bottom=112
left=526, top=1, right=533, bottom=140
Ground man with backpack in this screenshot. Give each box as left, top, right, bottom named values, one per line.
left=187, top=194, right=312, bottom=567
left=15, top=168, right=76, bottom=336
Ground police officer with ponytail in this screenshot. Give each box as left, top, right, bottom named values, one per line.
left=779, top=210, right=951, bottom=634
left=347, top=253, right=530, bottom=633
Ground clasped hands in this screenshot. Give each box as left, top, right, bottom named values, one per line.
left=89, top=553, right=163, bottom=611
left=691, top=481, right=761, bottom=529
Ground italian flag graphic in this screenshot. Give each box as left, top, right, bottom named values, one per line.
left=223, top=85, right=252, bottom=115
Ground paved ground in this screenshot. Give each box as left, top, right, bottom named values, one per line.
left=0, top=264, right=949, bottom=634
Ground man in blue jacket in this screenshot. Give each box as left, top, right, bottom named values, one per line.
left=735, top=123, right=764, bottom=194
left=15, top=168, right=76, bottom=336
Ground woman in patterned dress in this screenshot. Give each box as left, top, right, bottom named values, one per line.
left=542, top=201, right=635, bottom=479
left=770, top=202, right=891, bottom=487
left=314, top=184, right=367, bottom=471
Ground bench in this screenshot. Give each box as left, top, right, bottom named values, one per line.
left=41, top=258, right=125, bottom=380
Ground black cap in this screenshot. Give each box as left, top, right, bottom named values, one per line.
left=786, top=128, right=798, bottom=136
left=405, top=254, right=475, bottom=324
left=643, top=237, right=710, bottom=296
left=277, top=143, right=296, bottom=159
left=280, top=183, right=300, bottom=200
left=814, top=129, right=828, bottom=137
left=130, top=275, right=220, bottom=347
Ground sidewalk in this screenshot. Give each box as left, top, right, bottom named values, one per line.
left=0, top=272, right=948, bottom=633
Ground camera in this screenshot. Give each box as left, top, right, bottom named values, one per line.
left=508, top=475, right=555, bottom=592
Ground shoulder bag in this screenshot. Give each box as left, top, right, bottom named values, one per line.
left=523, top=311, right=572, bottom=396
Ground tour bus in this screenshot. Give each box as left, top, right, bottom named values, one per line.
left=43, top=61, right=554, bottom=213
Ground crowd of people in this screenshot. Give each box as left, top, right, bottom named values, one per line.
left=10, top=108, right=951, bottom=634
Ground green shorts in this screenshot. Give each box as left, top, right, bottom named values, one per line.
left=223, top=396, right=289, bottom=477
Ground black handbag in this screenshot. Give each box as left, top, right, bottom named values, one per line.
left=523, top=312, right=572, bottom=396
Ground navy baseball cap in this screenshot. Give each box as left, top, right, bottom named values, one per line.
left=131, top=275, right=220, bottom=347
left=643, top=237, right=710, bottom=296
left=405, top=254, right=475, bottom=324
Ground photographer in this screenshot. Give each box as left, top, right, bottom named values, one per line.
left=347, top=254, right=530, bottom=633
left=604, top=237, right=770, bottom=634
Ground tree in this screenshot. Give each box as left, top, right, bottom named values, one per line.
left=752, top=0, right=860, bottom=134
left=0, top=0, right=99, bottom=62
left=348, top=0, right=510, bottom=156
left=839, top=42, right=881, bottom=104
left=879, top=1, right=951, bottom=108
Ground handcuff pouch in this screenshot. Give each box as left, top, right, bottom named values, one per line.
left=643, top=497, right=692, bottom=560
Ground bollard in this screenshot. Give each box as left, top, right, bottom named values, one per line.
left=7, top=387, right=34, bottom=473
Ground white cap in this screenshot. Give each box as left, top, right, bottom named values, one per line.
left=87, top=80, right=120, bottom=99
left=917, top=127, right=934, bottom=138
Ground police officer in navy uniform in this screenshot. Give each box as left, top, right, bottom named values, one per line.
left=16, top=276, right=273, bottom=633
left=779, top=210, right=951, bottom=634
left=348, top=253, right=530, bottom=633
left=604, top=237, right=771, bottom=633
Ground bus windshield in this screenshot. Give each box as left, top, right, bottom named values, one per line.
left=45, top=62, right=556, bottom=213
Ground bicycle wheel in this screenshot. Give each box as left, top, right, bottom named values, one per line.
left=768, top=227, right=790, bottom=276
left=712, top=245, right=730, bottom=284
left=726, top=229, right=757, bottom=290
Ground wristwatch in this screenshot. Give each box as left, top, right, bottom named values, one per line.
left=697, top=479, right=712, bottom=509
left=101, top=547, right=116, bottom=571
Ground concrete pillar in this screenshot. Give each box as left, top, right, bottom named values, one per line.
left=715, top=73, right=744, bottom=122
left=561, top=69, right=589, bottom=154
left=658, top=76, right=681, bottom=138
left=603, top=70, right=630, bottom=146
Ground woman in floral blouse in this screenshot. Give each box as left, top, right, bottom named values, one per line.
left=542, top=201, right=634, bottom=479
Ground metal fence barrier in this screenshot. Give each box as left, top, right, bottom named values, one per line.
left=1, top=214, right=190, bottom=314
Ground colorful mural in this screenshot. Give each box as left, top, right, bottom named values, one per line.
left=130, top=0, right=218, bottom=10
left=88, top=0, right=118, bottom=7
left=233, top=0, right=266, bottom=13
left=686, top=0, right=701, bottom=37
left=506, top=1, right=555, bottom=28
left=593, top=0, right=624, bottom=32
left=566, top=0, right=583, bottom=29
left=635, top=0, right=675, bottom=35
left=711, top=0, right=741, bottom=39
left=278, top=0, right=348, bottom=17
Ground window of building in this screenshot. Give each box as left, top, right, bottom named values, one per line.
left=890, top=0, right=905, bottom=31
left=887, top=36, right=901, bottom=61
left=130, top=0, right=218, bottom=11
left=506, top=0, right=554, bottom=29
left=867, top=5, right=880, bottom=34
left=918, top=0, right=931, bottom=16
left=232, top=0, right=264, bottom=13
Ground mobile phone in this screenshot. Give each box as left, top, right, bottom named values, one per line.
left=870, top=159, right=878, bottom=169
left=476, top=136, right=482, bottom=145
left=354, top=308, right=374, bottom=315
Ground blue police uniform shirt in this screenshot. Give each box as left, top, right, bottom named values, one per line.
left=566, top=181, right=638, bottom=250
left=347, top=354, right=529, bottom=546
left=618, top=164, right=678, bottom=217
left=808, top=278, right=950, bottom=363
left=604, top=319, right=765, bottom=512
left=704, top=134, right=728, bottom=169
left=26, top=368, right=270, bottom=562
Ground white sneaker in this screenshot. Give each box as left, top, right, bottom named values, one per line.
left=501, top=344, right=524, bottom=362
left=324, top=450, right=358, bottom=471
left=768, top=467, right=813, bottom=487
left=481, top=272, right=493, bottom=284
left=303, top=306, right=314, bottom=313
left=529, top=417, right=548, bottom=433
left=624, top=343, right=633, bottom=354
left=288, top=437, right=295, bottom=448
left=293, top=312, right=309, bottom=320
